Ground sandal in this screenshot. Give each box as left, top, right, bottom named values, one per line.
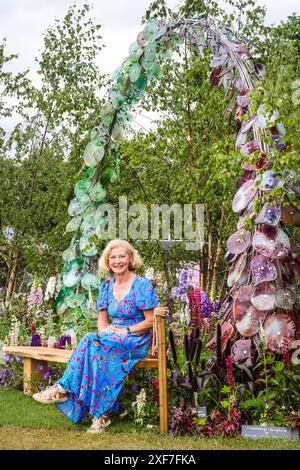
left=32, top=385, right=68, bottom=404
left=87, top=415, right=111, bottom=434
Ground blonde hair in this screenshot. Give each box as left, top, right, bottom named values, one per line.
left=98, top=239, right=143, bottom=273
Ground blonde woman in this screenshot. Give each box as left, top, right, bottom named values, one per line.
left=33, top=239, right=159, bottom=433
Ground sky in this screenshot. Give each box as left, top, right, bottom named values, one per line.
left=0, top=0, right=299, bottom=132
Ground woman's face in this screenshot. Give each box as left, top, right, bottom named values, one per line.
left=108, top=247, right=131, bottom=275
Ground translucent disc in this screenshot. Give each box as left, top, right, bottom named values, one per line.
left=281, top=204, right=300, bottom=226
left=255, top=171, right=284, bottom=191
left=255, top=203, right=281, bottom=226
left=232, top=180, right=257, bottom=213
left=251, top=282, right=275, bottom=311
left=227, top=252, right=248, bottom=287
left=227, top=229, right=251, bottom=255
left=233, top=286, right=268, bottom=337
left=275, top=286, right=296, bottom=310
left=251, top=255, right=277, bottom=286
left=231, top=339, right=252, bottom=363
left=264, top=313, right=296, bottom=353
left=252, top=226, right=290, bottom=259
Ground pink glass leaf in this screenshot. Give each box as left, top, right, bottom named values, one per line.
left=233, top=286, right=268, bottom=337
left=227, top=252, right=248, bottom=287
left=281, top=204, right=300, bottom=227
left=210, top=66, right=223, bottom=86
left=264, top=313, right=296, bottom=353
left=241, top=114, right=257, bottom=134
left=239, top=140, right=260, bottom=156
left=255, top=203, right=281, bottom=226
left=227, top=230, right=251, bottom=255
left=229, top=41, right=249, bottom=54
left=231, top=339, right=252, bottom=363
left=206, top=322, right=235, bottom=352
left=251, top=255, right=277, bottom=286
left=252, top=226, right=290, bottom=259
left=251, top=282, right=275, bottom=311
left=232, top=179, right=257, bottom=213
left=241, top=154, right=268, bottom=171
left=275, top=286, right=296, bottom=310
left=137, top=32, right=147, bottom=46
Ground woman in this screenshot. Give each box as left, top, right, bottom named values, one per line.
left=33, top=239, right=159, bottom=433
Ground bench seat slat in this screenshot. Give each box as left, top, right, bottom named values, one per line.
left=3, top=346, right=158, bottom=368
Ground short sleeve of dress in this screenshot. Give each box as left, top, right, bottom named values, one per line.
left=135, top=277, right=159, bottom=311
left=96, top=280, right=110, bottom=311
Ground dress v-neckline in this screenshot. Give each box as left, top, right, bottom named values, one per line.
left=111, top=275, right=138, bottom=303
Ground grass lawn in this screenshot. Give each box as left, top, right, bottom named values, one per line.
left=0, top=388, right=299, bottom=450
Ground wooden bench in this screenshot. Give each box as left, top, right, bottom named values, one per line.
left=3, top=304, right=168, bottom=433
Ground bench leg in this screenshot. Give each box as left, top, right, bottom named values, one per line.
left=157, top=314, right=168, bottom=433
left=23, top=358, right=48, bottom=395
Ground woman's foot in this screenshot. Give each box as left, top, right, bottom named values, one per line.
left=32, top=385, right=68, bottom=404
left=87, top=415, right=111, bottom=434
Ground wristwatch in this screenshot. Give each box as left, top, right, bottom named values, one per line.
left=126, top=327, right=131, bottom=335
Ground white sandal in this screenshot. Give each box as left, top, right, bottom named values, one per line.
left=32, top=385, right=68, bottom=404
left=87, top=415, right=111, bottom=434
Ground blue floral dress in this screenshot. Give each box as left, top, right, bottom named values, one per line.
left=56, top=275, right=159, bottom=423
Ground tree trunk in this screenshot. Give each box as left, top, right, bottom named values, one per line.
left=206, top=217, right=213, bottom=293
left=211, top=209, right=225, bottom=298
left=6, top=250, right=19, bottom=302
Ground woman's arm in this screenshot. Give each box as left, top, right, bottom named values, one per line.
left=111, top=309, right=154, bottom=335
left=97, top=310, right=110, bottom=333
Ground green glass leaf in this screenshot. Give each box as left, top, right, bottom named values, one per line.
left=63, top=261, right=82, bottom=288
left=128, top=42, right=143, bottom=60
left=81, top=273, right=99, bottom=291
left=100, top=103, right=115, bottom=125
left=111, top=124, right=126, bottom=142
left=90, top=183, right=107, bottom=202
left=80, top=215, right=96, bottom=237
left=68, top=195, right=90, bottom=216
left=129, top=63, right=141, bottom=83
left=100, top=166, right=117, bottom=185
left=144, top=42, right=157, bottom=61
left=147, top=63, right=162, bottom=81
left=90, top=128, right=109, bottom=144
left=110, top=90, right=126, bottom=109
left=133, top=77, right=148, bottom=92
left=65, top=216, right=82, bottom=233
left=62, top=243, right=77, bottom=262
left=65, top=293, right=87, bottom=309
left=143, top=21, right=158, bottom=41
left=86, top=166, right=96, bottom=178
left=84, top=142, right=105, bottom=167
left=74, top=179, right=92, bottom=198
left=79, top=235, right=98, bottom=257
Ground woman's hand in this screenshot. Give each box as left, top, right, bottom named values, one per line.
left=99, top=325, right=114, bottom=334
left=110, top=326, right=127, bottom=336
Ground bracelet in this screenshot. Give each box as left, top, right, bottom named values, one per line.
left=126, top=327, right=131, bottom=335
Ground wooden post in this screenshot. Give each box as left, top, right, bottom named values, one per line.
left=23, top=358, right=48, bottom=395
left=156, top=305, right=168, bottom=433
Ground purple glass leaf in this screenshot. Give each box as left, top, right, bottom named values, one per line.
left=227, top=230, right=251, bottom=255
left=229, top=41, right=249, bottom=54
left=239, top=140, right=260, bottom=156
left=251, top=255, right=277, bottom=286
left=255, top=203, right=281, bottom=226
left=255, top=171, right=284, bottom=191
left=232, top=179, right=257, bottom=213
left=210, top=52, right=227, bottom=68
left=233, top=286, right=268, bottom=337
left=251, top=282, right=275, bottom=311
left=264, top=313, right=296, bottom=354
left=275, top=286, right=296, bottom=310
left=281, top=204, right=300, bottom=226
left=241, top=114, right=257, bottom=134
left=231, top=339, right=252, bottom=363
left=236, top=171, right=253, bottom=190
left=224, top=251, right=238, bottom=264
left=227, top=251, right=248, bottom=287
left=252, top=226, right=290, bottom=259
left=237, top=92, right=251, bottom=108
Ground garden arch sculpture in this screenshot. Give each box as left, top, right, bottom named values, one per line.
left=57, top=16, right=299, bottom=359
